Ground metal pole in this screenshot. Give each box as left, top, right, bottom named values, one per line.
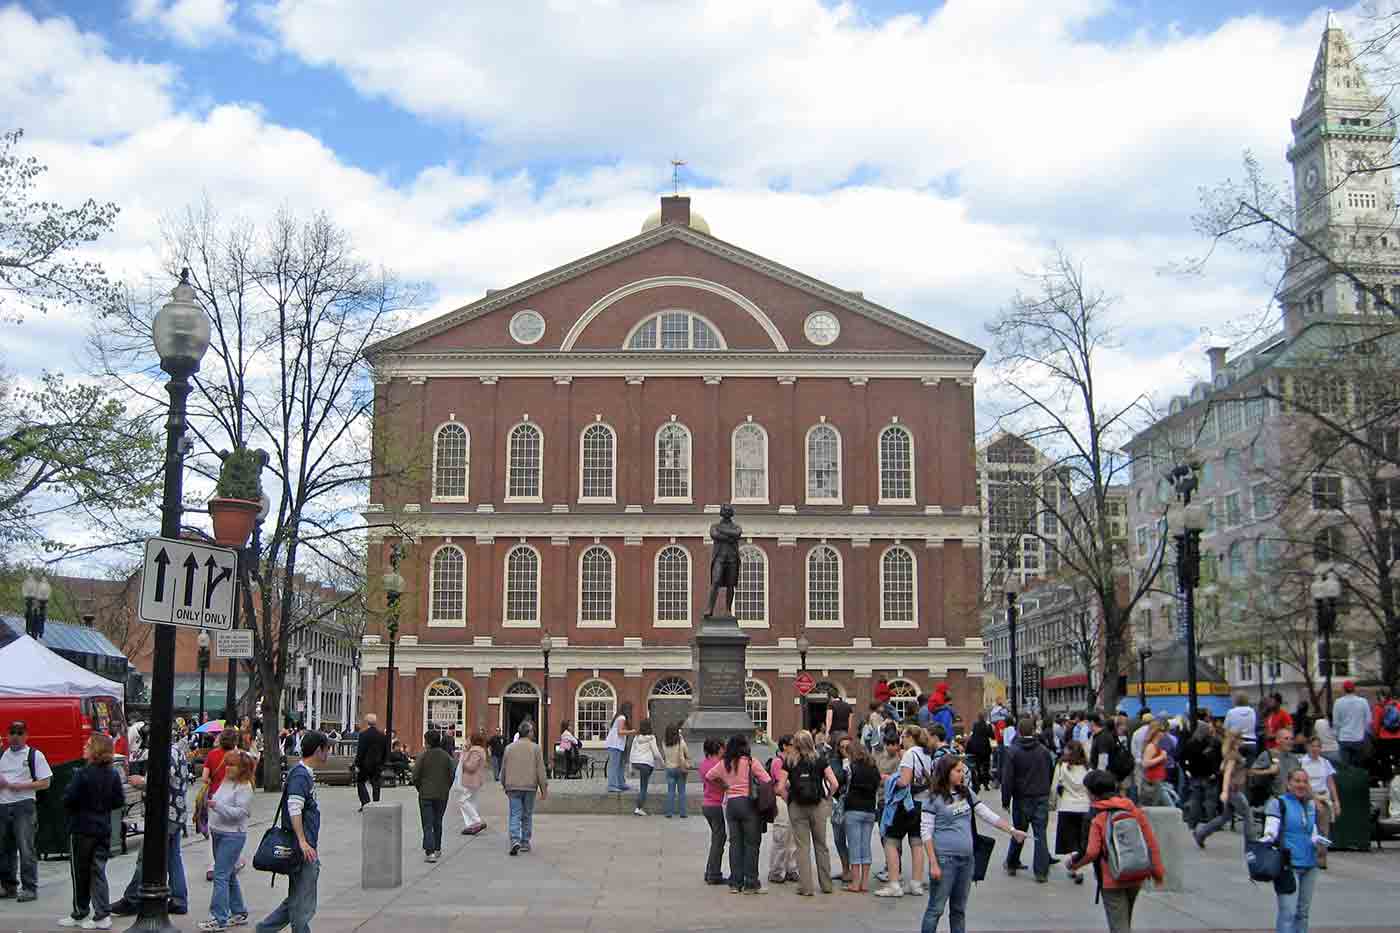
left=224, top=544, right=245, bottom=726
left=134, top=366, right=193, bottom=932
left=1184, top=545, right=1199, bottom=729
left=384, top=598, right=399, bottom=743
left=1138, top=652, right=1148, bottom=713
left=541, top=648, right=550, bottom=760
left=1323, top=599, right=1336, bottom=715
left=198, top=652, right=207, bottom=723
left=1008, top=593, right=1019, bottom=721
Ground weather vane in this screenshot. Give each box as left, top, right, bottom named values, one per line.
left=670, top=157, right=687, bottom=196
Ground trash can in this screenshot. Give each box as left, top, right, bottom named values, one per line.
left=1329, top=763, right=1373, bottom=851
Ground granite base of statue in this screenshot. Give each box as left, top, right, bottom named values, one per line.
left=682, top=612, right=754, bottom=753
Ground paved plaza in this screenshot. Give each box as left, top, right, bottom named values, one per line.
left=4, top=778, right=1400, bottom=932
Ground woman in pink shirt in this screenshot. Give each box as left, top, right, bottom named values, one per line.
left=705, top=734, right=772, bottom=894
left=699, top=738, right=728, bottom=885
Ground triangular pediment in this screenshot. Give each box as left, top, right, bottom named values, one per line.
left=367, top=221, right=983, bottom=361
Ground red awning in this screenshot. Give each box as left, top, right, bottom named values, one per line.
left=1043, top=673, right=1087, bottom=690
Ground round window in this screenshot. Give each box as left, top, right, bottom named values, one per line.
left=509, top=310, right=546, bottom=345
left=804, top=311, right=840, bottom=346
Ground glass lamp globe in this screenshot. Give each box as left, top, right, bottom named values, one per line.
left=152, top=270, right=211, bottom=374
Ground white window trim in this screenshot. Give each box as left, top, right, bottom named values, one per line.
left=878, top=545, right=918, bottom=629
left=804, top=424, right=843, bottom=505
left=1310, top=472, right=1343, bottom=512
left=736, top=544, right=769, bottom=629
left=744, top=678, right=771, bottom=736
left=430, top=421, right=470, bottom=503
left=577, top=422, right=618, bottom=504
left=878, top=425, right=917, bottom=505
left=653, top=544, right=692, bottom=628
left=422, top=677, right=467, bottom=736
left=654, top=422, right=693, bottom=504
left=576, top=544, right=616, bottom=628
left=731, top=422, right=770, bottom=505
left=805, top=544, right=844, bottom=628
left=502, top=543, right=542, bottom=628
left=622, top=309, right=730, bottom=350
left=885, top=677, right=923, bottom=718
left=427, top=544, right=467, bottom=628
left=505, top=422, right=545, bottom=504
left=575, top=678, right=618, bottom=749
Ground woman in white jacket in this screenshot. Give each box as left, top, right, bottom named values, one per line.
left=1050, top=743, right=1090, bottom=885
left=629, top=719, right=664, bottom=816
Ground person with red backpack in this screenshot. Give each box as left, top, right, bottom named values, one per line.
left=1068, top=770, right=1165, bottom=933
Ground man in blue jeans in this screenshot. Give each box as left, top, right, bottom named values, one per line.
left=501, top=722, right=549, bottom=855
left=1001, top=715, right=1054, bottom=882
left=258, top=731, right=328, bottom=933
left=109, top=740, right=189, bottom=915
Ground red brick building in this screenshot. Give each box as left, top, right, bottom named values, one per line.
left=361, top=196, right=986, bottom=748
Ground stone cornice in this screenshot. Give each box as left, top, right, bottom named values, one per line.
left=364, top=510, right=980, bottom=542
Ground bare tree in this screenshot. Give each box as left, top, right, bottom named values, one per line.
left=93, top=204, right=427, bottom=789
left=986, top=249, right=1166, bottom=713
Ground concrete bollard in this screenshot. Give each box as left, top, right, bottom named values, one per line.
left=1142, top=805, right=1190, bottom=892
left=361, top=801, right=403, bottom=890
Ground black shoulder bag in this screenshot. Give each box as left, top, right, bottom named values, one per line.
left=253, top=778, right=303, bottom=879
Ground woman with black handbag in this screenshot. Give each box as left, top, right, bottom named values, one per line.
left=705, top=734, right=772, bottom=894
left=919, top=754, right=1025, bottom=933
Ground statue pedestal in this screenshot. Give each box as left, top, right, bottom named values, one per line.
left=683, top=613, right=754, bottom=753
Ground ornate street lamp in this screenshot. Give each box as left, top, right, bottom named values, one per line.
left=1312, top=563, right=1342, bottom=716
left=1168, top=464, right=1206, bottom=728
left=197, top=630, right=211, bottom=723
left=138, top=268, right=210, bottom=931
left=1005, top=576, right=1022, bottom=720
left=296, top=652, right=309, bottom=728
left=21, top=574, right=51, bottom=640
left=796, top=634, right=811, bottom=672
left=540, top=634, right=553, bottom=759
left=383, top=551, right=405, bottom=743
left=1137, top=647, right=1153, bottom=715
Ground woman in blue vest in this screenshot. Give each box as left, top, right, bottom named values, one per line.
left=1261, top=767, right=1328, bottom=933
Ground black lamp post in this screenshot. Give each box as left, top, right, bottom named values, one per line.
left=1312, top=563, right=1342, bottom=716
left=21, top=574, right=50, bottom=640
left=383, top=547, right=404, bottom=744
left=1006, top=577, right=1022, bottom=720
left=1137, top=647, right=1153, bottom=715
left=540, top=634, right=553, bottom=760
left=197, top=629, right=210, bottom=723
left=1168, top=464, right=1205, bottom=729
left=796, top=635, right=811, bottom=727
left=224, top=485, right=268, bottom=727
left=139, top=267, right=211, bottom=932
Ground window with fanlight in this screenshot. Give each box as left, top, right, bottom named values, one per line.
left=626, top=311, right=725, bottom=350
left=579, top=423, right=616, bottom=502
left=879, top=425, right=915, bottom=502
left=432, top=423, right=469, bottom=500
left=575, top=679, right=617, bottom=746
left=735, top=545, right=767, bottom=626
left=732, top=423, right=768, bottom=502
left=578, top=545, right=614, bottom=626
left=429, top=545, right=466, bottom=626
left=806, top=545, right=842, bottom=626
left=886, top=679, right=919, bottom=720
left=880, top=546, right=917, bottom=627
left=806, top=425, right=842, bottom=503
left=505, top=545, right=540, bottom=626
left=507, top=423, right=543, bottom=500
left=655, top=545, right=691, bottom=626
left=745, top=679, right=770, bottom=739
left=655, top=423, right=692, bottom=501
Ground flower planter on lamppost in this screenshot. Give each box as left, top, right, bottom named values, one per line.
left=1312, top=563, right=1342, bottom=716
left=137, top=268, right=211, bottom=932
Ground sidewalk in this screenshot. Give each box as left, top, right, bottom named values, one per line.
left=3, top=778, right=1397, bottom=931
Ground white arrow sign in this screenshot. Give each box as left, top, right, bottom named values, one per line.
left=140, top=536, right=238, bottom=631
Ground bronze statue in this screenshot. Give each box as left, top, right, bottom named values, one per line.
left=705, top=504, right=742, bottom=618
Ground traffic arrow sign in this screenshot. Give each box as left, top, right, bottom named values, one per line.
left=140, top=537, right=237, bottom=631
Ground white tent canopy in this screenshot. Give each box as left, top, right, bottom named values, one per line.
left=0, top=634, right=124, bottom=700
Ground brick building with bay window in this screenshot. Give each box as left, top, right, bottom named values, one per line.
left=360, top=196, right=986, bottom=749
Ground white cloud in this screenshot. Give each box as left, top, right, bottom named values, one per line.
left=129, top=0, right=237, bottom=47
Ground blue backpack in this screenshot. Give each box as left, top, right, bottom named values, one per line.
left=1383, top=702, right=1400, bottom=733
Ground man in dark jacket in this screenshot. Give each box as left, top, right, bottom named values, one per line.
left=966, top=714, right=994, bottom=792
left=1180, top=721, right=1222, bottom=828
left=1001, top=715, right=1054, bottom=882
left=412, top=731, right=457, bottom=863
left=354, top=714, right=389, bottom=810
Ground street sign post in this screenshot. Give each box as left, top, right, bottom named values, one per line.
left=215, top=630, right=254, bottom=658
left=139, top=536, right=237, bottom=631
left=795, top=671, right=815, bottom=696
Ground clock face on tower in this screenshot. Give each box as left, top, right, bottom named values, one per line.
left=1304, top=164, right=1321, bottom=192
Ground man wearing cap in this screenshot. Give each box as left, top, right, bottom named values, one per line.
left=0, top=721, right=52, bottom=902
left=1333, top=680, right=1371, bottom=769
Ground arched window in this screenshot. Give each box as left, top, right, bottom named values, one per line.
left=880, top=546, right=917, bottom=627
left=879, top=425, right=915, bottom=502
left=650, top=676, right=693, bottom=698
left=432, top=423, right=469, bottom=500
left=1227, top=541, right=1247, bottom=579
left=429, top=545, right=466, bottom=626
left=806, top=424, right=842, bottom=503
left=735, top=545, right=768, bottom=626
left=745, top=679, right=771, bottom=739
left=886, top=678, right=920, bottom=721
left=655, top=545, right=691, bottom=626
left=806, top=545, right=843, bottom=627
left=625, top=311, right=725, bottom=350
left=575, top=679, right=617, bottom=746
left=655, top=423, right=692, bottom=501
left=579, top=423, right=615, bottom=502
left=578, top=545, right=615, bottom=626
left=505, top=545, right=540, bottom=626
left=506, top=423, right=543, bottom=500
left=732, top=423, right=768, bottom=502
left=424, top=678, right=466, bottom=739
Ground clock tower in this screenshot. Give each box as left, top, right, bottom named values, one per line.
left=1282, top=13, right=1397, bottom=319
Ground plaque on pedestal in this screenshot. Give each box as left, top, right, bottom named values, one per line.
left=683, top=613, right=754, bottom=751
